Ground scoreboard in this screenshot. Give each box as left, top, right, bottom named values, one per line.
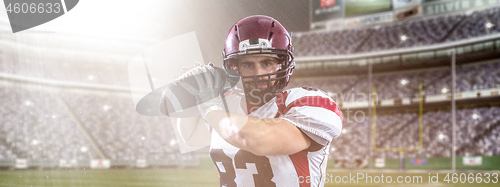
left=310, top=0, right=500, bottom=31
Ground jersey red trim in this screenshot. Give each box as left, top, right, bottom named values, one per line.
left=274, top=91, right=289, bottom=118
left=285, top=96, right=343, bottom=123
left=289, top=151, right=310, bottom=187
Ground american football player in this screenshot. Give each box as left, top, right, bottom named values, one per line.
left=176, top=15, right=342, bottom=187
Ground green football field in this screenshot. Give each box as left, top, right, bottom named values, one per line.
left=0, top=169, right=498, bottom=187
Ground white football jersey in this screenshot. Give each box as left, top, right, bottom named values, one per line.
left=210, top=87, right=343, bottom=187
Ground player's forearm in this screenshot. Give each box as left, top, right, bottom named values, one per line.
left=244, top=118, right=312, bottom=156
left=205, top=110, right=310, bottom=156
left=204, top=110, right=270, bottom=154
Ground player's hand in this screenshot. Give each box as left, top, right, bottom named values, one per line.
left=180, top=63, right=225, bottom=120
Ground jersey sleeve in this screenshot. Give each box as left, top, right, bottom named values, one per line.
left=279, top=87, right=343, bottom=147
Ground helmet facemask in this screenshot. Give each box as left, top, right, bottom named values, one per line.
left=224, top=48, right=294, bottom=106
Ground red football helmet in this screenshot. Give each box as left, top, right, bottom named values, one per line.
left=223, top=15, right=295, bottom=103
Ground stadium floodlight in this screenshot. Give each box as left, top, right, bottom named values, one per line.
left=472, top=114, right=479, bottom=119
left=401, top=79, right=407, bottom=85
left=103, top=105, right=111, bottom=111
left=25, top=100, right=33, bottom=106
left=88, top=75, right=94, bottom=81
left=330, top=147, right=336, bottom=152
left=141, top=136, right=145, bottom=140
left=170, top=139, right=176, bottom=146
left=441, top=88, right=448, bottom=93
left=400, top=35, right=408, bottom=41
left=52, top=115, right=57, bottom=119
left=31, top=140, right=39, bottom=145
left=486, top=22, right=494, bottom=29
left=438, top=133, right=445, bottom=140
left=342, top=129, right=348, bottom=134
left=81, top=146, right=88, bottom=153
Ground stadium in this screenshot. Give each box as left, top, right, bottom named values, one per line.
left=1, top=0, right=500, bottom=186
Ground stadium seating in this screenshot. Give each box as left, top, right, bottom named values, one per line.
left=0, top=85, right=175, bottom=160
left=289, top=60, right=500, bottom=100
left=293, top=7, right=499, bottom=56
left=4, top=82, right=497, bottom=160
left=1, top=52, right=500, bottom=161
left=0, top=86, right=99, bottom=160
left=330, top=106, right=500, bottom=159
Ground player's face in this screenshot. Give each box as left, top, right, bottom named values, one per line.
left=236, top=55, right=282, bottom=91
